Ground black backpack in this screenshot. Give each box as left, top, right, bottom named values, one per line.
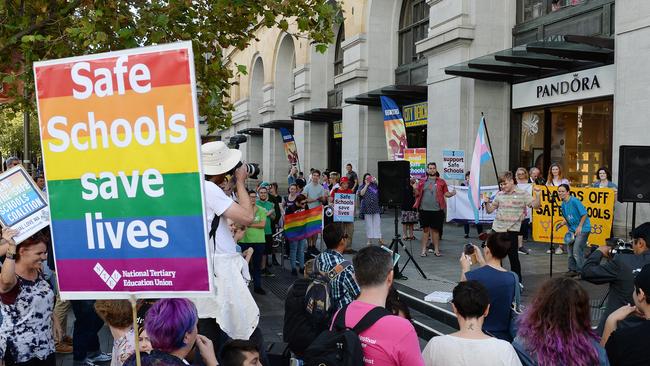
left=304, top=259, right=351, bottom=325
left=303, top=305, right=390, bottom=366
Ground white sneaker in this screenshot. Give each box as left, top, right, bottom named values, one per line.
left=555, top=247, right=564, bottom=255
left=427, top=248, right=434, bottom=253
left=546, top=249, right=552, bottom=254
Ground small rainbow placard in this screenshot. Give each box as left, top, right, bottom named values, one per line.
left=33, top=42, right=211, bottom=300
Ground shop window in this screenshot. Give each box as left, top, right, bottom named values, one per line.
left=521, top=0, right=545, bottom=22
left=517, top=99, right=613, bottom=187
left=398, top=0, right=429, bottom=66
left=519, top=110, right=546, bottom=171
left=550, top=100, right=612, bottom=186
left=334, top=25, right=344, bottom=76
left=519, top=0, right=586, bottom=23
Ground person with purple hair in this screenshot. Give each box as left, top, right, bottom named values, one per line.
left=124, top=298, right=217, bottom=366
left=512, top=277, right=609, bottom=366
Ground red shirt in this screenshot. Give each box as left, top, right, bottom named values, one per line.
left=413, top=177, right=449, bottom=210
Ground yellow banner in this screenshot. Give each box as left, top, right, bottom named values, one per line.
left=532, top=186, right=615, bottom=245
left=402, top=102, right=427, bottom=128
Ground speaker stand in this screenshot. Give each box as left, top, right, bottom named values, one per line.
left=388, top=206, right=427, bottom=280
left=632, top=202, right=637, bottom=232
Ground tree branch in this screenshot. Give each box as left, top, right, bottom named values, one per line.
left=0, top=0, right=82, bottom=54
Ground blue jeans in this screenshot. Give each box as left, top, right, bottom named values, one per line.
left=568, top=231, right=589, bottom=272
left=289, top=239, right=306, bottom=272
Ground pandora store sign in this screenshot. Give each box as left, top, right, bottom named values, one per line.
left=512, top=64, right=615, bottom=109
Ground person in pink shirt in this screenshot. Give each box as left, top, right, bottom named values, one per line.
left=338, top=246, right=425, bottom=366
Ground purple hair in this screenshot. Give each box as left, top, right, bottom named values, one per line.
left=516, top=277, right=599, bottom=366
left=144, top=298, right=198, bottom=353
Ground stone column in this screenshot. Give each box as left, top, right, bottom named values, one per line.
left=417, top=0, right=514, bottom=184
left=612, top=1, right=650, bottom=232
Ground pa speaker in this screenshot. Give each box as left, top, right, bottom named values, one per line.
left=378, top=160, right=410, bottom=207
left=618, top=145, right=650, bottom=203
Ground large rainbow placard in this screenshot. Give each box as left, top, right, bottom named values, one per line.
left=33, top=42, right=211, bottom=300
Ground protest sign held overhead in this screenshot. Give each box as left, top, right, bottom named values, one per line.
left=34, top=42, right=211, bottom=300
left=532, top=186, right=615, bottom=245
left=0, top=166, right=50, bottom=244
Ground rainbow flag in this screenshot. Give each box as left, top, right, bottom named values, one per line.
left=284, top=206, right=323, bottom=241
left=468, top=117, right=493, bottom=223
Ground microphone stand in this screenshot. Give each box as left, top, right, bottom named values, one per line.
left=543, top=184, right=556, bottom=278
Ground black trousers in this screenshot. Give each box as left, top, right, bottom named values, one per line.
left=5, top=353, right=55, bottom=366
left=507, top=230, right=523, bottom=284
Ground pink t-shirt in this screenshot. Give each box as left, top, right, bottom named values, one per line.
left=339, top=300, right=424, bottom=366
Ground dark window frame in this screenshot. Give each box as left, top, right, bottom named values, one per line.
left=398, top=0, right=429, bottom=67
left=334, top=25, right=344, bottom=76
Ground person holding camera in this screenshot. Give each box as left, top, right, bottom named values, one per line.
left=195, top=141, right=259, bottom=348
left=601, top=263, right=650, bottom=366
left=556, top=184, right=591, bottom=277
left=582, top=222, right=650, bottom=334
left=460, top=232, right=518, bottom=341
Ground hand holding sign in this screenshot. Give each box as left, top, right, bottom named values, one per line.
left=1, top=227, right=18, bottom=246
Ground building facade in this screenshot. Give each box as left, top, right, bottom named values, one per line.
left=216, top=0, right=650, bottom=233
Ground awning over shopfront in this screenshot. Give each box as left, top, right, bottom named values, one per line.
left=236, top=128, right=263, bottom=136
left=444, top=35, right=614, bottom=83
left=291, top=108, right=342, bottom=123
left=345, top=85, right=427, bottom=107
left=259, top=119, right=294, bottom=132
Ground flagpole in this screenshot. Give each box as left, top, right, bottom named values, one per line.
left=481, top=112, right=500, bottom=188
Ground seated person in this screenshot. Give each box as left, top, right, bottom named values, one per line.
left=124, top=298, right=217, bottom=366
left=422, top=280, right=521, bottom=366
left=460, top=232, right=517, bottom=341
left=220, top=339, right=262, bottom=366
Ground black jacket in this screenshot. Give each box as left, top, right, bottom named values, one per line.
left=283, top=278, right=325, bottom=356
left=582, top=249, right=650, bottom=334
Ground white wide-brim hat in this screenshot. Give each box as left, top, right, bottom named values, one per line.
left=201, top=141, right=242, bottom=175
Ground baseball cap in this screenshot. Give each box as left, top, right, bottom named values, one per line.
left=340, top=177, right=349, bottom=184
left=634, top=263, right=650, bottom=295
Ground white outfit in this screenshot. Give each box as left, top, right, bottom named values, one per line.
left=364, top=213, right=382, bottom=239
left=203, top=180, right=236, bottom=254
left=422, top=335, right=522, bottom=366
left=193, top=180, right=259, bottom=339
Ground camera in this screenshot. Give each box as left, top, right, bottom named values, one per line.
left=324, top=205, right=334, bottom=217
left=464, top=243, right=475, bottom=255
left=228, top=135, right=248, bottom=149
left=588, top=237, right=634, bottom=258
left=233, top=161, right=260, bottom=180
left=225, top=135, right=261, bottom=180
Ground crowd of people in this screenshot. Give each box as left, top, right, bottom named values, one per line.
left=2, top=144, right=649, bottom=366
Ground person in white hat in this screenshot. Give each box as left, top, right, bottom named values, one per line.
left=195, top=141, right=260, bottom=350
left=202, top=141, right=255, bottom=254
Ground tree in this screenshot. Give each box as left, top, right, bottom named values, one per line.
left=0, top=0, right=342, bottom=136
left=0, top=110, right=40, bottom=166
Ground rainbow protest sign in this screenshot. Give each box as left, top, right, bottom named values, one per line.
left=284, top=206, right=323, bottom=241
left=0, top=166, right=49, bottom=243
left=33, top=42, right=211, bottom=299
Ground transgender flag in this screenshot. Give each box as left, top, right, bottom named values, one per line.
left=468, top=117, right=493, bottom=223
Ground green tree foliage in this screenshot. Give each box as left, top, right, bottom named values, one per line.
left=0, top=110, right=40, bottom=164
left=0, top=0, right=342, bottom=135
